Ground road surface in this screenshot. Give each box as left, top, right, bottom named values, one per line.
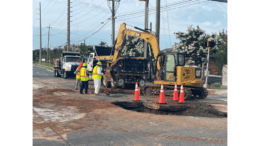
left=33, top=65, right=227, bottom=146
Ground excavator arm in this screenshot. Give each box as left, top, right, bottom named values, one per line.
left=112, top=23, right=160, bottom=62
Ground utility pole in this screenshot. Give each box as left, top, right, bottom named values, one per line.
left=107, top=0, right=120, bottom=50
left=39, top=2, right=42, bottom=63
left=155, top=0, right=160, bottom=46
left=149, top=22, right=153, bottom=81
left=143, top=0, right=149, bottom=59
left=67, top=0, right=70, bottom=51
left=46, top=24, right=51, bottom=62
left=204, top=40, right=214, bottom=88
left=50, top=42, right=51, bottom=62
left=112, top=0, right=115, bottom=50
left=204, top=47, right=210, bottom=88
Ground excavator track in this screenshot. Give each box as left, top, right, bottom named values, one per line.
left=190, top=87, right=208, bottom=99
left=101, top=85, right=208, bottom=100
left=141, top=85, right=197, bottom=100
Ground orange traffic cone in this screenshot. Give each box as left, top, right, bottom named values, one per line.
left=158, top=83, right=166, bottom=104
left=134, top=82, right=140, bottom=101
left=178, top=83, right=185, bottom=103
left=173, top=82, right=178, bottom=101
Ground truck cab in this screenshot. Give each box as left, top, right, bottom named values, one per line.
left=53, top=51, right=81, bottom=79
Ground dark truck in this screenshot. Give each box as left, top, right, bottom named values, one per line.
left=104, top=57, right=148, bottom=88
left=86, top=46, right=114, bottom=81
left=53, top=51, right=81, bottom=79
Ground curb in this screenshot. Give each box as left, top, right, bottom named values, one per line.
left=208, top=89, right=227, bottom=96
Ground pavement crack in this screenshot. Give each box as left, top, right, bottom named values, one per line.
left=33, top=109, right=71, bottom=146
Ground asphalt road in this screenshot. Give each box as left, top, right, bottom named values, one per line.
left=208, top=76, right=222, bottom=83
left=33, top=65, right=227, bottom=146
left=33, top=65, right=53, bottom=78
left=33, top=65, right=79, bottom=89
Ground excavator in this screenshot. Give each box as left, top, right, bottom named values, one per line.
left=104, top=23, right=207, bottom=100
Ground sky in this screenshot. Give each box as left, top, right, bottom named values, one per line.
left=32, top=0, right=227, bottom=50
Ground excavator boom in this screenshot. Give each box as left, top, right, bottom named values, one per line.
left=112, top=23, right=160, bottom=62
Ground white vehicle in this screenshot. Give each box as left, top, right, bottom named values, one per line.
left=86, top=46, right=113, bottom=83
left=53, top=51, right=81, bottom=79
left=86, top=46, right=113, bottom=72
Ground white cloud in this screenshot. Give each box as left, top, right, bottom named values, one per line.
left=136, top=2, right=139, bottom=7
left=203, top=21, right=212, bottom=26
left=213, top=21, right=221, bottom=27
left=200, top=5, right=213, bottom=12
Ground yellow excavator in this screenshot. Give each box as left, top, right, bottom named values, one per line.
left=104, top=23, right=207, bottom=99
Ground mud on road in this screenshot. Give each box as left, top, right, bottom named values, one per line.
left=33, top=88, right=118, bottom=141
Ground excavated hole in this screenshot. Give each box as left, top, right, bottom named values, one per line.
left=112, top=101, right=227, bottom=118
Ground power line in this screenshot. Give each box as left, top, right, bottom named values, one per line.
left=116, top=0, right=208, bottom=21
left=41, top=0, right=52, bottom=12
left=70, top=15, right=110, bottom=39
left=116, top=0, right=207, bottom=19
left=66, top=19, right=111, bottom=45
left=42, top=0, right=58, bottom=18
left=50, top=6, right=67, bottom=27
left=72, top=0, right=106, bottom=22
left=74, top=11, right=108, bottom=29
left=116, top=0, right=196, bottom=18
left=71, top=0, right=94, bottom=16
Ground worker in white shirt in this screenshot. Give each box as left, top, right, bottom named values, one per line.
left=92, top=62, right=103, bottom=96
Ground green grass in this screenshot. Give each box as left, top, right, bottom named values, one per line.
left=210, top=83, right=227, bottom=90
left=33, top=62, right=54, bottom=71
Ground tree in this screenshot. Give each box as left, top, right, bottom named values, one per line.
left=120, top=35, right=144, bottom=57
left=215, top=30, right=227, bottom=72
left=173, top=25, right=224, bottom=66
left=79, top=45, right=93, bottom=57
left=99, top=41, right=108, bottom=47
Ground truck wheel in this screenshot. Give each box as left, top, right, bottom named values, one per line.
left=64, top=71, right=68, bottom=79
left=118, top=79, right=125, bottom=88
left=139, top=80, right=146, bottom=87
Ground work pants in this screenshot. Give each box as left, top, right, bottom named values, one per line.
left=75, top=78, right=80, bottom=89
left=94, top=79, right=101, bottom=94
left=80, top=81, right=88, bottom=94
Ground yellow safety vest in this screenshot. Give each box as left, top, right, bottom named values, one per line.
left=80, top=67, right=89, bottom=81
left=76, top=69, right=80, bottom=79
left=92, top=66, right=102, bottom=79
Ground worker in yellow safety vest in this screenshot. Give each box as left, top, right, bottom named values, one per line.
left=92, top=61, right=103, bottom=96
left=75, top=66, right=82, bottom=90
left=74, top=62, right=83, bottom=90
left=80, top=63, right=89, bottom=94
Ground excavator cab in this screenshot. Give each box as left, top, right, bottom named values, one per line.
left=154, top=52, right=205, bottom=88
left=155, top=52, right=185, bottom=82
